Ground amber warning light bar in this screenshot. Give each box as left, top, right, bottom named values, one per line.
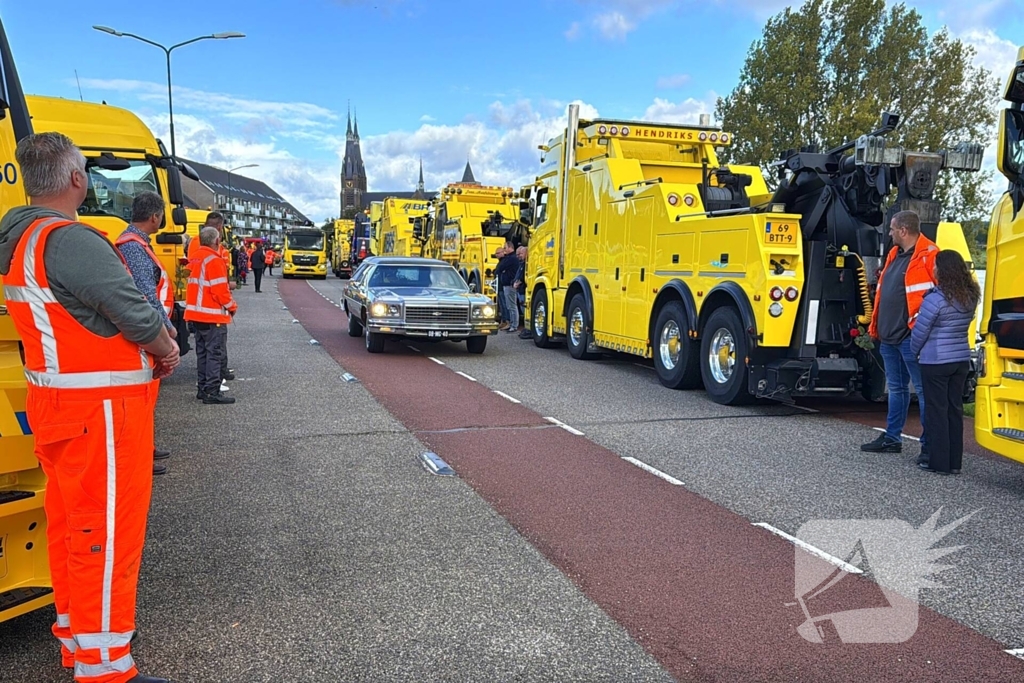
left=582, top=123, right=732, bottom=146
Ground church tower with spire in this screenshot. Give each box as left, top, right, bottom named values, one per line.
left=340, top=105, right=368, bottom=215
left=412, top=158, right=427, bottom=199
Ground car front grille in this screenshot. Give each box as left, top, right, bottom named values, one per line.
left=404, top=306, right=469, bottom=324
left=293, top=255, right=318, bottom=266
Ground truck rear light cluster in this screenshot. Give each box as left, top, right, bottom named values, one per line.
left=785, top=287, right=799, bottom=301
left=770, top=287, right=784, bottom=301
left=769, top=303, right=784, bottom=317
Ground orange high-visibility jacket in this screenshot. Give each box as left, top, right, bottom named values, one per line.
left=3, top=217, right=155, bottom=389
left=184, top=245, right=237, bottom=324
left=187, top=234, right=231, bottom=272
left=869, top=234, right=939, bottom=338
left=115, top=231, right=173, bottom=315
left=264, top=250, right=274, bottom=265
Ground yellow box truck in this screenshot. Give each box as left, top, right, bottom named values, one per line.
left=379, top=197, right=429, bottom=257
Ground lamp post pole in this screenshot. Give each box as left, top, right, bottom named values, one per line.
left=227, top=164, right=259, bottom=237
left=92, top=26, right=244, bottom=158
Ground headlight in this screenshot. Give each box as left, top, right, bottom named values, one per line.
left=768, top=302, right=784, bottom=318
left=370, top=302, right=402, bottom=317
left=472, top=304, right=496, bottom=319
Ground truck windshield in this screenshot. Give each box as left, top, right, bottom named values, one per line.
left=369, top=265, right=469, bottom=291
left=80, top=159, right=160, bottom=220
left=287, top=234, right=324, bottom=251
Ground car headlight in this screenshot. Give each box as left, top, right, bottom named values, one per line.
left=472, top=304, right=495, bottom=319
left=371, top=302, right=402, bottom=317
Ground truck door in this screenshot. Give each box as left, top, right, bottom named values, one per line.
left=622, top=197, right=655, bottom=342
left=600, top=199, right=627, bottom=336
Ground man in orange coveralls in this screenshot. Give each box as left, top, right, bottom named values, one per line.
left=0, top=132, right=179, bottom=682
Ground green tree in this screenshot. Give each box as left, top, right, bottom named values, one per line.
left=716, top=0, right=999, bottom=223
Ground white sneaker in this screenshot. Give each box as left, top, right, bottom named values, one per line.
left=220, top=381, right=230, bottom=393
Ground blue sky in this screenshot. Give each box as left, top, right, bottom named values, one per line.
left=3, top=0, right=1021, bottom=221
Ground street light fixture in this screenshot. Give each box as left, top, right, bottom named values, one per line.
left=92, top=26, right=244, bottom=158
left=227, top=164, right=259, bottom=234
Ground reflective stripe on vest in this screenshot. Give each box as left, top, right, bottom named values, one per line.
left=115, top=232, right=173, bottom=315
left=185, top=255, right=231, bottom=318
left=905, top=282, right=933, bottom=294
left=4, top=217, right=153, bottom=389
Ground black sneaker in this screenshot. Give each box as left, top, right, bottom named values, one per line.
left=153, top=448, right=171, bottom=461
left=861, top=434, right=902, bottom=453
left=222, top=370, right=236, bottom=381
left=196, top=390, right=207, bottom=400
left=203, top=393, right=236, bottom=405
left=153, top=463, right=167, bottom=476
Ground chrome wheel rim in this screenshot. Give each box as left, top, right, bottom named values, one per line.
left=534, top=300, right=546, bottom=338
left=659, top=320, right=682, bottom=371
left=708, top=327, right=735, bottom=384
left=569, top=307, right=584, bottom=347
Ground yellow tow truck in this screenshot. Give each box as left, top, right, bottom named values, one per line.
left=368, top=201, right=384, bottom=257
left=282, top=226, right=328, bottom=279
left=416, top=181, right=522, bottom=297
left=331, top=218, right=355, bottom=278
left=976, top=46, right=1024, bottom=464
left=526, top=105, right=981, bottom=405
left=0, top=17, right=53, bottom=624
left=379, top=197, right=429, bottom=257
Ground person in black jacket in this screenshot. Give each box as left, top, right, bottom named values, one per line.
left=251, top=242, right=266, bottom=293
left=495, top=244, right=519, bottom=333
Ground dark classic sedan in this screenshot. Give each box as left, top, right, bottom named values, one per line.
left=342, top=257, right=499, bottom=354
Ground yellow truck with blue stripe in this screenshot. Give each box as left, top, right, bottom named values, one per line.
left=0, top=17, right=53, bottom=624
left=526, top=105, right=981, bottom=405
left=976, top=46, right=1024, bottom=464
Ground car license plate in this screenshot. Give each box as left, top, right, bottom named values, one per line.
left=764, top=221, right=797, bottom=244
left=427, top=330, right=449, bottom=338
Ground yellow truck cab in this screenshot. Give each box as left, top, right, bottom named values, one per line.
left=976, top=47, right=1024, bottom=463
left=379, top=197, right=429, bottom=257
left=25, top=96, right=193, bottom=302
left=0, top=19, right=54, bottom=624
left=416, top=181, right=521, bottom=297
left=526, top=105, right=981, bottom=405
left=332, top=218, right=355, bottom=278
left=282, top=226, right=328, bottom=279
left=368, top=201, right=384, bottom=258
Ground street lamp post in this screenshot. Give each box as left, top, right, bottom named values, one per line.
left=227, top=164, right=259, bottom=236
left=92, top=26, right=244, bottom=158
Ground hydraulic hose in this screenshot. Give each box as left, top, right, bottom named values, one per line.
left=843, top=249, right=873, bottom=325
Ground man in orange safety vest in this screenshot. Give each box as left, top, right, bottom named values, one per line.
left=185, top=226, right=238, bottom=404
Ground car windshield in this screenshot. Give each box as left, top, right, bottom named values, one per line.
left=80, top=159, right=160, bottom=220
left=368, top=265, right=468, bottom=291
left=287, top=234, right=324, bottom=251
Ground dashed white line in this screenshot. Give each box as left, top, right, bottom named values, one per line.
left=428, top=357, right=445, bottom=365
left=752, top=522, right=863, bottom=574
left=622, top=457, right=684, bottom=485
left=1005, top=648, right=1024, bottom=660
left=493, top=390, right=521, bottom=404
left=871, top=427, right=921, bottom=442
left=543, top=416, right=585, bottom=436
left=455, top=371, right=478, bottom=382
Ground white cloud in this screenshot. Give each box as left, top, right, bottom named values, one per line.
left=565, top=21, right=582, bottom=41
left=419, top=114, right=436, bottom=122
left=655, top=73, right=691, bottom=89
left=643, top=96, right=715, bottom=125
left=592, top=11, right=635, bottom=40
left=958, top=28, right=1018, bottom=81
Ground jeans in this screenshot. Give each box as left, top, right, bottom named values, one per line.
left=503, top=286, right=519, bottom=330
left=921, top=362, right=969, bottom=472
left=220, top=324, right=230, bottom=378
left=496, top=285, right=509, bottom=323
left=195, top=323, right=225, bottom=395
left=880, top=338, right=926, bottom=448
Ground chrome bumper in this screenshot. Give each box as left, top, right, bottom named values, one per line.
left=366, top=320, right=498, bottom=338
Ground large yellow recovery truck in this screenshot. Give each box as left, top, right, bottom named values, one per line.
left=379, top=197, right=429, bottom=257
left=976, top=47, right=1024, bottom=464
left=416, top=182, right=522, bottom=297
left=526, top=105, right=981, bottom=405
left=331, top=218, right=355, bottom=278
left=282, top=226, right=328, bottom=279
left=0, top=18, right=53, bottom=624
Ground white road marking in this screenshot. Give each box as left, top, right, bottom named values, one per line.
left=493, top=390, right=521, bottom=404
left=455, top=371, right=477, bottom=382
left=1005, top=648, right=1024, bottom=660
left=752, top=522, right=864, bottom=575
left=428, top=357, right=445, bottom=365
left=872, top=427, right=921, bottom=442
left=406, top=345, right=422, bottom=353
left=622, top=457, right=684, bottom=485
left=543, top=416, right=585, bottom=436
left=790, top=404, right=819, bottom=414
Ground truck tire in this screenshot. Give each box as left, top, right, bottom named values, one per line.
left=532, top=291, right=556, bottom=349
left=566, top=293, right=598, bottom=360
left=365, top=325, right=384, bottom=353
left=700, top=307, right=752, bottom=405
left=347, top=312, right=363, bottom=337
left=653, top=301, right=701, bottom=390
left=466, top=336, right=487, bottom=354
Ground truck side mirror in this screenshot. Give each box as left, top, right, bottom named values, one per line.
left=166, top=164, right=185, bottom=207
left=171, top=206, right=187, bottom=228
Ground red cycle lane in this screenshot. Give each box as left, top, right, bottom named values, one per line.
left=282, top=279, right=1023, bottom=683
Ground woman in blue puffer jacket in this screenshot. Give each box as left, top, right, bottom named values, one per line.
left=910, top=250, right=981, bottom=475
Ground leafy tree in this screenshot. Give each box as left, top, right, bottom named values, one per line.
left=716, top=0, right=999, bottom=224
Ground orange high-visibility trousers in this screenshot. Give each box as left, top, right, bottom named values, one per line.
left=30, top=382, right=156, bottom=683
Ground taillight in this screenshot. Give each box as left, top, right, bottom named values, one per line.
left=769, top=287, right=784, bottom=301
left=785, top=287, right=799, bottom=301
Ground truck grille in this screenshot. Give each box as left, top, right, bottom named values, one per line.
left=292, top=255, right=318, bottom=266
left=404, top=306, right=468, bottom=324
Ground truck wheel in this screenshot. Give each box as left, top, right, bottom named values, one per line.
left=653, top=301, right=701, bottom=390
left=347, top=312, right=363, bottom=337
left=365, top=325, right=385, bottom=353
left=566, top=293, right=597, bottom=360
left=700, top=307, right=752, bottom=405
left=466, top=336, right=487, bottom=354
left=532, top=291, right=556, bottom=349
